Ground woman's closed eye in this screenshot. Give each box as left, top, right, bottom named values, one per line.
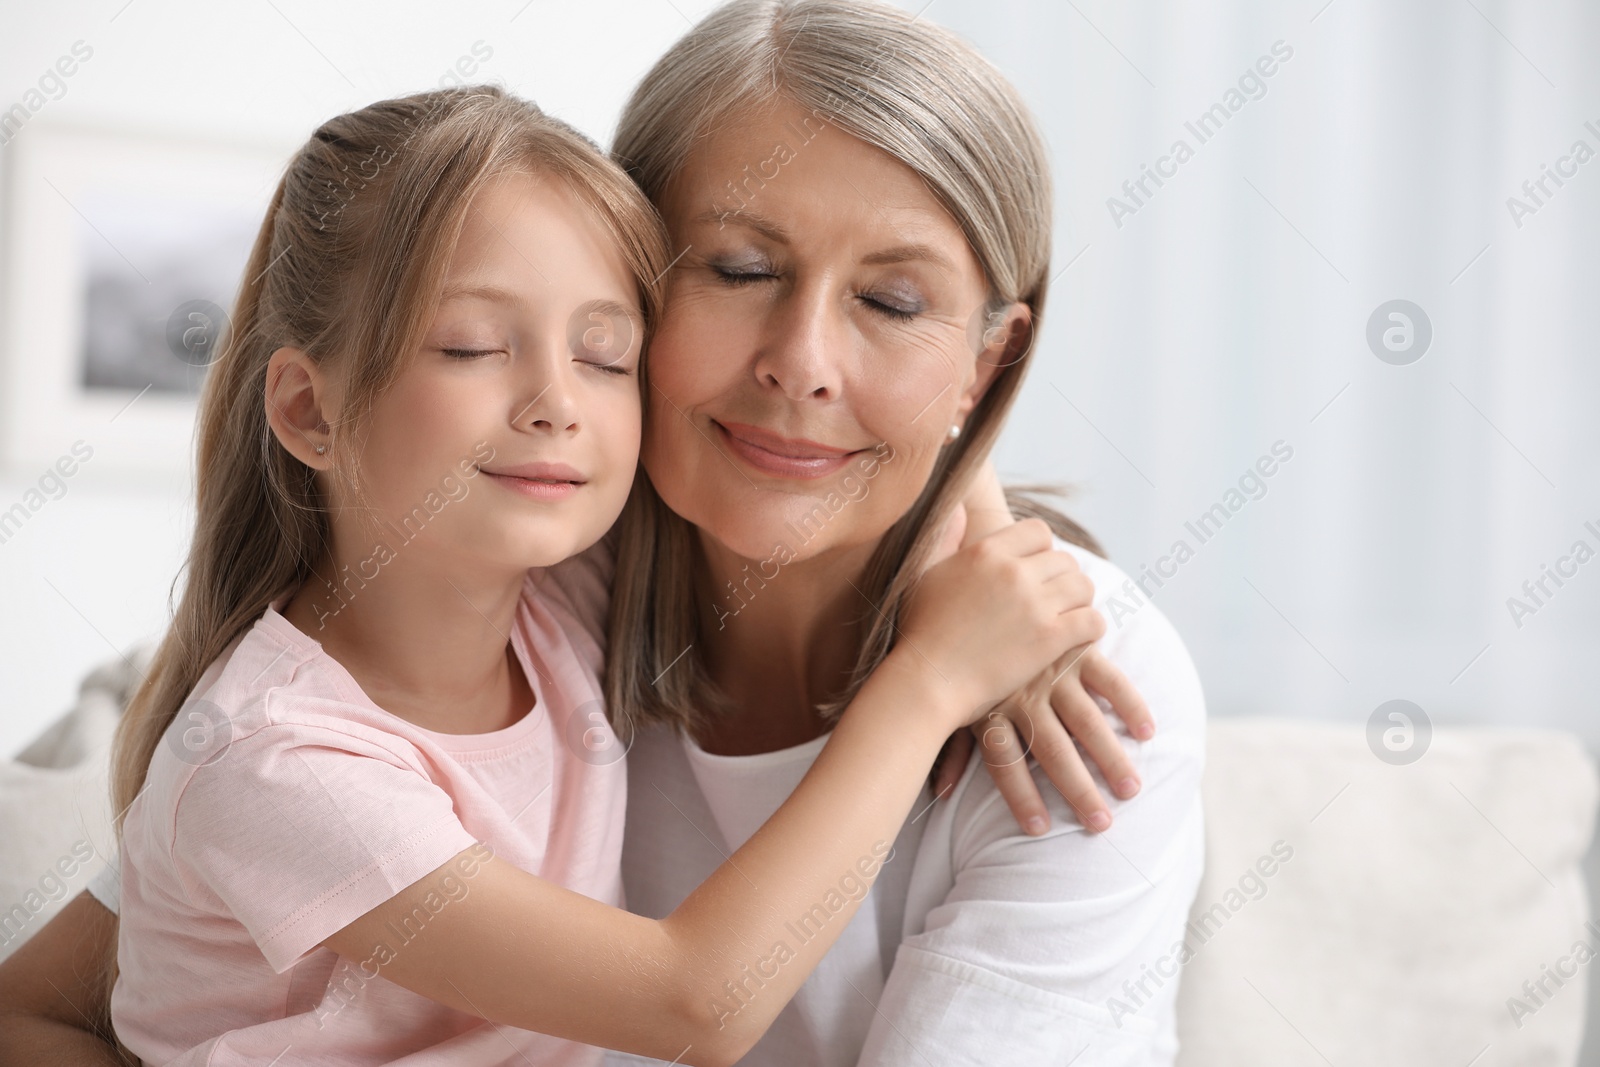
left=712, top=264, right=777, bottom=285
left=858, top=293, right=921, bottom=322
left=441, top=347, right=502, bottom=359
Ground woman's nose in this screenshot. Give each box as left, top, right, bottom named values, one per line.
left=751, top=286, right=845, bottom=401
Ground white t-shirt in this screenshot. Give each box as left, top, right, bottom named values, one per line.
left=92, top=541, right=1205, bottom=1065
left=600, top=542, right=1207, bottom=1066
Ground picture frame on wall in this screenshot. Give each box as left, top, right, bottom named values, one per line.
left=0, top=125, right=288, bottom=477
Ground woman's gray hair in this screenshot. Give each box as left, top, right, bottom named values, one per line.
left=606, top=0, right=1098, bottom=737
left=613, top=0, right=1052, bottom=310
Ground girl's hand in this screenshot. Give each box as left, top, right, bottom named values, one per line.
left=929, top=458, right=1156, bottom=835
left=898, top=519, right=1103, bottom=735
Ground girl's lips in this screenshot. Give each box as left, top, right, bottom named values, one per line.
left=714, top=421, right=860, bottom=479
left=485, top=474, right=579, bottom=501
left=482, top=464, right=585, bottom=502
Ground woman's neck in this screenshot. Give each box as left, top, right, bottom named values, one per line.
left=692, top=533, right=879, bottom=756
left=281, top=530, right=531, bottom=735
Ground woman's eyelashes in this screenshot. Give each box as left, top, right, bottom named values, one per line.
left=858, top=292, right=921, bottom=321
left=710, top=259, right=776, bottom=285
left=708, top=258, right=926, bottom=322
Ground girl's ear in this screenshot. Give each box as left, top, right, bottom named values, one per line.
left=265, top=347, right=335, bottom=468
left=956, top=302, right=1032, bottom=425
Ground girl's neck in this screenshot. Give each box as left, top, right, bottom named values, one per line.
left=281, top=532, right=532, bottom=735
left=692, top=533, right=878, bottom=756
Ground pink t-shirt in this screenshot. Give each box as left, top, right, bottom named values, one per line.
left=111, top=552, right=624, bottom=1066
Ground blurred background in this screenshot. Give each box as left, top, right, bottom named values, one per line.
left=0, top=0, right=1596, bottom=1057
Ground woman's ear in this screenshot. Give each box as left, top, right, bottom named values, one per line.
left=264, top=347, right=335, bottom=469
left=956, top=301, right=1032, bottom=424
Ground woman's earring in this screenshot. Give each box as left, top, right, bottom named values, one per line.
left=947, top=424, right=961, bottom=442
left=314, top=444, right=327, bottom=455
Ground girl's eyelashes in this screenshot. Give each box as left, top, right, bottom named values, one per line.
left=441, top=347, right=500, bottom=359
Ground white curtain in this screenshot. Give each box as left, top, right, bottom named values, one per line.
left=918, top=0, right=1600, bottom=747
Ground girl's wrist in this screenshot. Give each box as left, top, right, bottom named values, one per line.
left=866, top=644, right=983, bottom=737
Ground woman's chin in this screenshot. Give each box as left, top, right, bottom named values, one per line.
left=689, top=499, right=876, bottom=569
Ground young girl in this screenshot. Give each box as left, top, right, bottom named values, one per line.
left=104, top=86, right=1101, bottom=1066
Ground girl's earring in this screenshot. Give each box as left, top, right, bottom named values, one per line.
left=314, top=444, right=328, bottom=455
left=947, top=424, right=961, bottom=442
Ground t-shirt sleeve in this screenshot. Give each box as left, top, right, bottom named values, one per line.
left=170, top=717, right=479, bottom=974
left=859, top=546, right=1208, bottom=1066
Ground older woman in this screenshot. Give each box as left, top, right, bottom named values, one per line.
left=0, top=1, right=1203, bottom=1063
left=595, top=3, right=1204, bottom=1063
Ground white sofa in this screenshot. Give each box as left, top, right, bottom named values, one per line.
left=3, top=652, right=1596, bottom=1065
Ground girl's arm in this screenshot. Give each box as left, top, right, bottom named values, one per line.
left=0, top=892, right=130, bottom=1066
left=323, top=519, right=1097, bottom=1067
left=934, top=460, right=1154, bottom=835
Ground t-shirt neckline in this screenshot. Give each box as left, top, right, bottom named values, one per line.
left=257, top=587, right=546, bottom=752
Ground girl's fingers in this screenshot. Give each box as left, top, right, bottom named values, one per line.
left=1052, top=675, right=1139, bottom=801
left=1081, top=647, right=1155, bottom=742
left=932, top=727, right=975, bottom=797
left=974, top=712, right=1052, bottom=835
left=1054, top=605, right=1107, bottom=648
left=1022, top=548, right=1086, bottom=588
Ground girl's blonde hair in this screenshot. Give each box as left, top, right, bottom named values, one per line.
left=605, top=0, right=1100, bottom=739
left=98, top=85, right=668, bottom=1050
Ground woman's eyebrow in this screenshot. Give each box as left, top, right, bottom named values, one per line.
left=860, top=243, right=955, bottom=272
left=693, top=208, right=789, bottom=243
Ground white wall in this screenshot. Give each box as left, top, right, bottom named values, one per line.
left=3, top=0, right=1597, bottom=763
left=940, top=0, right=1600, bottom=750
left=0, top=0, right=728, bottom=757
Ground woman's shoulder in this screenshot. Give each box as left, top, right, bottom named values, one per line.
left=1055, top=538, right=1207, bottom=742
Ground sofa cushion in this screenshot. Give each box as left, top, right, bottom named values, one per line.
left=0, top=647, right=148, bottom=962
left=1176, top=718, right=1598, bottom=1067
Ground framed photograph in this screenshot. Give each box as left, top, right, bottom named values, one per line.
left=0, top=125, right=290, bottom=476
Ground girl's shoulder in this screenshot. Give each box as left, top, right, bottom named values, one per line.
left=151, top=603, right=429, bottom=788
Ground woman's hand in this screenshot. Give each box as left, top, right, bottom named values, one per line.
left=932, top=645, right=1152, bottom=834
left=930, top=459, right=1156, bottom=835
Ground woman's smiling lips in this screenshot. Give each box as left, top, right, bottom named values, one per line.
left=481, top=461, right=587, bottom=502
left=714, top=420, right=862, bottom=479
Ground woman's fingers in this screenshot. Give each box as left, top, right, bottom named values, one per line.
left=1081, top=646, right=1155, bottom=742
left=1017, top=698, right=1115, bottom=833
left=1052, top=673, right=1139, bottom=801
left=974, top=712, right=1052, bottom=835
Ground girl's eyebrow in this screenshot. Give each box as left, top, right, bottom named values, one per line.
left=580, top=298, right=640, bottom=323
left=439, top=282, right=525, bottom=304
